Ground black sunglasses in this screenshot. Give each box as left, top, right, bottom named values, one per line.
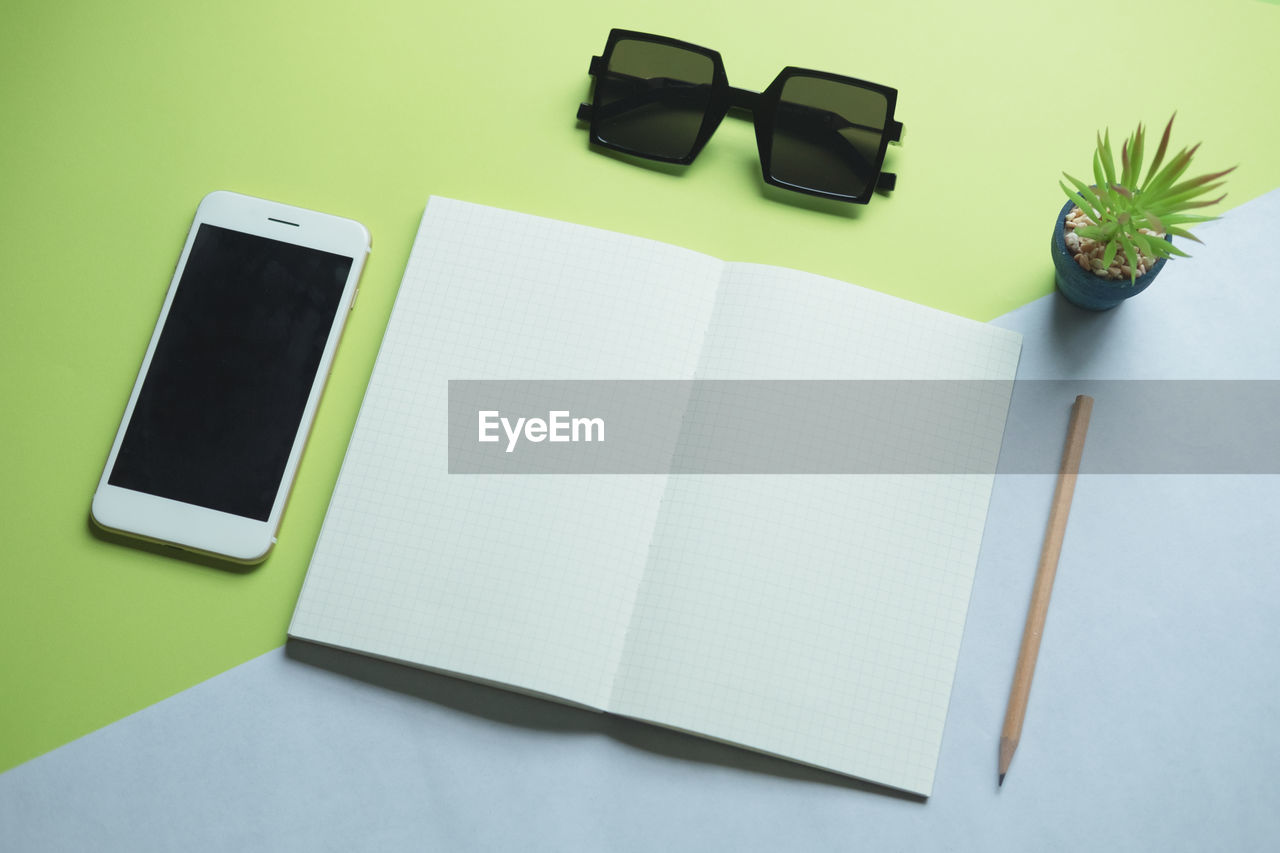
left=576, top=29, right=904, bottom=204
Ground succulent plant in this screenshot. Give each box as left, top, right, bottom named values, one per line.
left=1059, top=114, right=1235, bottom=283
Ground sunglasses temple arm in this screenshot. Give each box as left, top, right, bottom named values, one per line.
left=777, top=102, right=901, bottom=191
left=817, top=109, right=903, bottom=192
left=578, top=73, right=713, bottom=123
left=878, top=119, right=902, bottom=190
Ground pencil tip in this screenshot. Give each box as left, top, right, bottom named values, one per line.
left=998, top=773, right=1005, bottom=787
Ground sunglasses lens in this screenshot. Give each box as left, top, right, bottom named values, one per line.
left=768, top=76, right=889, bottom=199
left=595, top=39, right=715, bottom=160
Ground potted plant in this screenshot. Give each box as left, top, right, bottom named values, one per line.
left=1052, top=115, right=1235, bottom=310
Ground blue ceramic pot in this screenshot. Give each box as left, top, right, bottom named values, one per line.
left=1051, top=198, right=1170, bottom=310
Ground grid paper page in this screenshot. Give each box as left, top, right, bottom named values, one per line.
left=290, top=198, right=721, bottom=709
left=609, top=263, right=1023, bottom=795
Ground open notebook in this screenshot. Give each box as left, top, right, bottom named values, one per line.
left=289, top=198, right=1022, bottom=796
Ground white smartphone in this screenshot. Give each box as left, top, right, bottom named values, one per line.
left=91, top=191, right=371, bottom=563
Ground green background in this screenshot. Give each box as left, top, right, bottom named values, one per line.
left=2, top=0, right=1278, bottom=773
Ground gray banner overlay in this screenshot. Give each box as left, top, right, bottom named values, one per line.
left=448, top=380, right=1280, bottom=475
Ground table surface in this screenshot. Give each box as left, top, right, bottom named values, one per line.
left=5, top=191, right=1279, bottom=850
left=3, top=0, right=1279, bottom=822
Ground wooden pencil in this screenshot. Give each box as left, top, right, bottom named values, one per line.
left=998, top=394, right=1094, bottom=786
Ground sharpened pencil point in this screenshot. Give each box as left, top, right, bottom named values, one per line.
left=998, top=773, right=1005, bottom=787
left=998, top=735, right=1017, bottom=783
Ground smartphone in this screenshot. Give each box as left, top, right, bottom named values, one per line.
left=91, top=191, right=371, bottom=563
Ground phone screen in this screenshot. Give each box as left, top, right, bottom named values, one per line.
left=108, top=224, right=353, bottom=521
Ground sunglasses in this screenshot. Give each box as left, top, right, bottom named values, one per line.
left=576, top=29, right=904, bottom=204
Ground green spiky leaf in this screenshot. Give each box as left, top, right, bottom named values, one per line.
left=1165, top=226, right=1202, bottom=243
left=1128, top=123, right=1145, bottom=188
left=1092, top=148, right=1108, bottom=196
left=1099, top=130, right=1118, bottom=187
left=1101, top=239, right=1119, bottom=271
left=1061, top=174, right=1106, bottom=220
left=1139, top=208, right=1166, bottom=234
left=1130, top=231, right=1157, bottom=260
left=1143, top=115, right=1174, bottom=188
left=1060, top=113, right=1234, bottom=274
left=1116, top=232, right=1140, bottom=283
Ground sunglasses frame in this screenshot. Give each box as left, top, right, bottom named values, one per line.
left=577, top=29, right=904, bottom=204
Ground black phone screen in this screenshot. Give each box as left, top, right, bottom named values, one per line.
left=108, top=224, right=352, bottom=521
